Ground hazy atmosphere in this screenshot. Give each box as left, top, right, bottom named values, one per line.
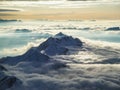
left=0, top=0, right=120, bottom=90
left=0, top=0, right=120, bottom=20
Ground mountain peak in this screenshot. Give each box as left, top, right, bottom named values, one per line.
left=54, top=32, right=67, bottom=38
left=38, top=32, right=83, bottom=55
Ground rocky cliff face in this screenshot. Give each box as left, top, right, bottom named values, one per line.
left=0, top=65, right=20, bottom=90
left=38, top=32, right=82, bottom=55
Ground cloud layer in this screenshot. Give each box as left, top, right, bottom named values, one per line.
left=0, top=21, right=120, bottom=90
left=0, top=9, right=20, bottom=12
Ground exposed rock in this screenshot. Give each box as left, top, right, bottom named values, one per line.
left=0, top=65, right=7, bottom=71
left=41, top=44, right=68, bottom=56
left=22, top=47, right=49, bottom=62
left=0, top=32, right=83, bottom=65
left=106, top=27, right=120, bottom=31
left=0, top=47, right=49, bottom=65
left=38, top=32, right=82, bottom=55
left=0, top=19, right=21, bottom=23
left=0, top=65, right=19, bottom=90
left=0, top=74, right=17, bottom=90
left=15, top=29, right=32, bottom=33
left=48, top=62, right=68, bottom=70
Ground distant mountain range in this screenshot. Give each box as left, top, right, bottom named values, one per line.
left=0, top=19, right=21, bottom=23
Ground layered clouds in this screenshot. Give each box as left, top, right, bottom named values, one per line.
left=1, top=30, right=120, bottom=90
left=0, top=20, right=120, bottom=90
left=0, top=20, right=120, bottom=57
left=7, top=63, right=120, bottom=90
left=0, top=0, right=120, bottom=20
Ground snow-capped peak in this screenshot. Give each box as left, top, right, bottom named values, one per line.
left=54, top=32, right=67, bottom=38
left=38, top=32, right=83, bottom=55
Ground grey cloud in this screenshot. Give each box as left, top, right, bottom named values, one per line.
left=8, top=63, right=120, bottom=90
left=0, top=9, right=20, bottom=12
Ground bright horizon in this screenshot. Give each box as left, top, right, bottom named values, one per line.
left=0, top=0, right=120, bottom=20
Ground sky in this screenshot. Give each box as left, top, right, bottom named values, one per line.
left=0, top=0, right=120, bottom=20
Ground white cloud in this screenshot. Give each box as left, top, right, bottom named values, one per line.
left=0, top=39, right=45, bottom=57
left=0, top=0, right=119, bottom=9
left=7, top=62, right=120, bottom=90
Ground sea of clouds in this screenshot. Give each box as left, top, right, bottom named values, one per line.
left=0, top=20, right=120, bottom=90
